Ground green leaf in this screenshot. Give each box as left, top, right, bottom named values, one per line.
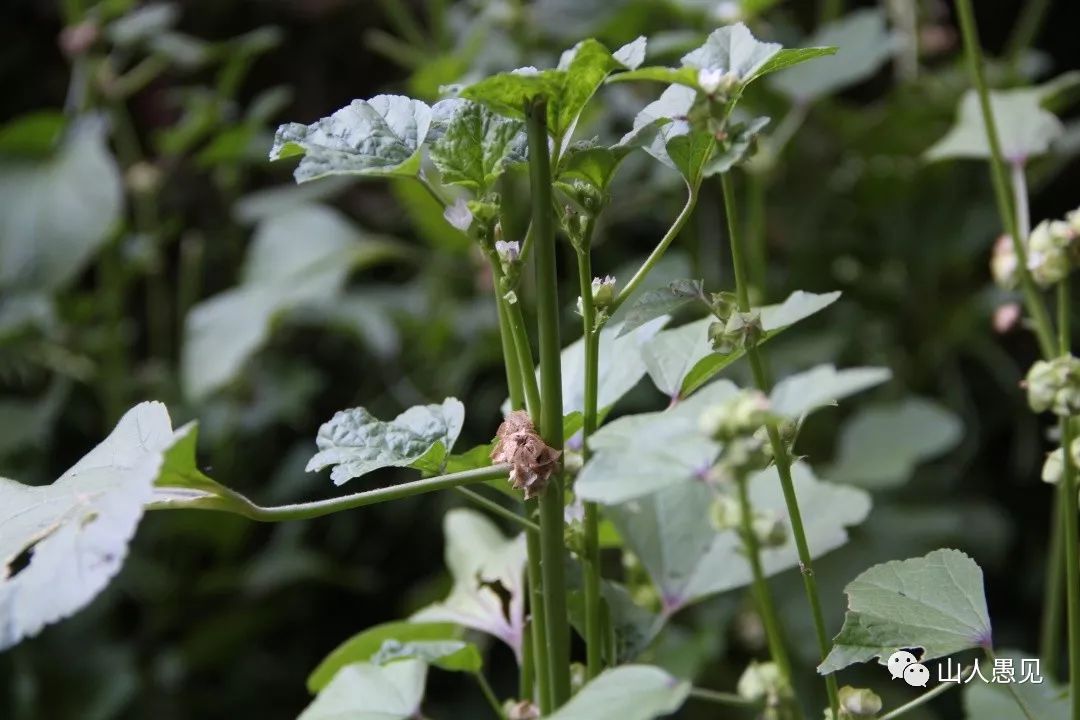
left=818, top=549, right=993, bottom=674
left=680, top=290, right=841, bottom=397
left=0, top=402, right=174, bottom=651
left=306, top=398, right=465, bottom=486
left=608, top=66, right=700, bottom=89
left=181, top=203, right=404, bottom=400
left=704, top=115, right=770, bottom=175
left=769, top=9, right=899, bottom=102
left=298, top=659, right=427, bottom=720
left=411, top=509, right=527, bottom=659
left=271, top=95, right=432, bottom=182
left=0, top=117, right=123, bottom=292
left=557, top=143, right=634, bottom=194
left=0, top=112, right=68, bottom=157
left=681, top=23, right=835, bottom=87
left=665, top=129, right=718, bottom=186
left=428, top=100, right=526, bottom=193
left=618, top=279, right=706, bottom=337
left=827, top=398, right=963, bottom=490
left=768, top=364, right=891, bottom=419
left=925, top=73, right=1080, bottom=163
left=372, top=640, right=482, bottom=673
left=608, top=461, right=870, bottom=612
left=643, top=316, right=715, bottom=399
left=576, top=380, right=738, bottom=504
left=964, top=650, right=1068, bottom=720
left=308, top=622, right=462, bottom=692
left=546, top=665, right=691, bottom=720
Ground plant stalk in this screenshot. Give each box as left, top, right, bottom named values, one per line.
left=1058, top=276, right=1080, bottom=720
left=878, top=668, right=968, bottom=719
left=526, top=97, right=572, bottom=709
left=720, top=172, right=840, bottom=719
left=955, top=0, right=1055, bottom=359
left=573, top=216, right=604, bottom=679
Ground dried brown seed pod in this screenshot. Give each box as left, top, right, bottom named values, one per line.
left=491, top=410, right=561, bottom=499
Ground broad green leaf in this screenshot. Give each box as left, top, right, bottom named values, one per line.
left=308, top=622, right=463, bottom=692
left=411, top=509, right=527, bottom=659
left=608, top=66, right=700, bottom=89
left=818, top=549, right=993, bottom=674
left=428, top=100, right=526, bottom=193
left=298, top=659, right=427, bottom=720
left=925, top=73, right=1080, bottom=163
left=827, top=398, right=963, bottom=490
left=148, top=422, right=255, bottom=515
left=964, top=650, right=1068, bottom=720
left=461, top=38, right=629, bottom=143
left=0, top=111, right=68, bottom=157
left=181, top=203, right=403, bottom=400
left=0, top=402, right=173, bottom=651
left=643, top=317, right=713, bottom=399
left=577, top=380, right=738, bottom=504
left=271, top=95, right=432, bottom=182
left=618, top=279, right=706, bottom=337
left=546, top=665, right=691, bottom=720
left=306, top=398, right=465, bottom=486
left=665, top=129, right=717, bottom=185
left=770, top=9, right=899, bottom=101
left=557, top=143, right=634, bottom=194
left=0, top=117, right=123, bottom=292
left=608, top=461, right=870, bottom=612
left=681, top=290, right=842, bottom=396
left=372, top=640, right=482, bottom=674
left=768, top=364, right=891, bottom=419
left=559, top=317, right=668, bottom=416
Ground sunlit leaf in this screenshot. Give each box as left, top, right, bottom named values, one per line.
left=546, top=665, right=691, bottom=720
left=429, top=100, right=526, bottom=193
left=0, top=117, right=123, bottom=291
left=618, top=279, right=706, bottom=337
left=298, top=659, right=427, bottom=720
left=818, top=549, right=993, bottom=674
left=768, top=364, right=891, bottom=419
left=643, top=317, right=713, bottom=400
left=411, top=509, right=527, bottom=660
left=0, top=402, right=173, bottom=651
left=271, top=95, right=432, bottom=182
left=306, top=398, right=465, bottom=486
left=827, top=398, right=963, bottom=489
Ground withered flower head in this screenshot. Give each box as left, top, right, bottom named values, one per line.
left=491, top=410, right=561, bottom=499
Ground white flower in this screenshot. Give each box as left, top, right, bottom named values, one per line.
left=495, top=240, right=521, bottom=262
left=443, top=197, right=473, bottom=232
left=698, top=68, right=725, bottom=94
left=511, top=66, right=540, bottom=76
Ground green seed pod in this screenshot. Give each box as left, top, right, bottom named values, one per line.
left=838, top=686, right=883, bottom=718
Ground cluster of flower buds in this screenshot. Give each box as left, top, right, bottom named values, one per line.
left=707, top=291, right=763, bottom=355
left=700, top=391, right=778, bottom=489
left=1024, top=355, right=1080, bottom=416
left=708, top=494, right=787, bottom=547
left=991, top=207, right=1080, bottom=290
left=737, top=661, right=791, bottom=717
left=823, top=686, right=883, bottom=720
left=1041, top=434, right=1080, bottom=485
left=577, top=276, right=616, bottom=320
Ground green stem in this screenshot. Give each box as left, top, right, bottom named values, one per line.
left=475, top=671, right=505, bottom=719
left=525, top=507, right=552, bottom=711
left=573, top=219, right=604, bottom=680
left=454, top=487, right=539, bottom=533
left=148, top=465, right=510, bottom=521
left=720, top=172, right=840, bottom=719
left=878, top=668, right=968, bottom=720
left=734, top=475, right=798, bottom=716
left=505, top=298, right=543, bottom=419
left=1058, top=276, right=1080, bottom=720
left=985, top=648, right=1039, bottom=720
left=745, top=170, right=767, bottom=301
left=609, top=186, right=700, bottom=315
left=687, top=686, right=759, bottom=708
left=956, top=0, right=1056, bottom=359
left=526, top=97, right=571, bottom=709
left=1042, top=491, right=1065, bottom=677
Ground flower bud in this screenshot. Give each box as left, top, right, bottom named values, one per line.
left=992, top=302, right=1021, bottom=334
left=737, top=661, right=788, bottom=702
left=505, top=700, right=539, bottom=720
left=752, top=512, right=787, bottom=548
left=1024, top=355, right=1080, bottom=416
left=590, top=275, right=616, bottom=308
left=838, top=685, right=883, bottom=718
left=1042, top=437, right=1080, bottom=485
left=990, top=234, right=1018, bottom=289
left=1027, top=219, right=1075, bottom=287
left=709, top=494, right=742, bottom=531
left=699, top=390, right=773, bottom=441
left=495, top=239, right=520, bottom=263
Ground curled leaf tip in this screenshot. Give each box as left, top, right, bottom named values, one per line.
left=490, top=410, right=560, bottom=499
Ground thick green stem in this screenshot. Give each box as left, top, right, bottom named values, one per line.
left=525, top=509, right=552, bottom=711
left=955, top=0, right=1056, bottom=359
left=1041, top=495, right=1065, bottom=677
left=1058, top=276, right=1080, bottom=720
left=476, top=671, right=506, bottom=719
left=149, top=465, right=510, bottom=521
left=573, top=219, right=604, bottom=679
left=526, top=97, right=571, bottom=709
left=735, top=476, right=798, bottom=716
left=505, top=298, right=543, bottom=420
left=609, top=187, right=700, bottom=315
left=720, top=172, right=840, bottom=718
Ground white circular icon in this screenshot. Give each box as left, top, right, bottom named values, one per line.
left=903, top=663, right=930, bottom=687
left=886, top=650, right=918, bottom=680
